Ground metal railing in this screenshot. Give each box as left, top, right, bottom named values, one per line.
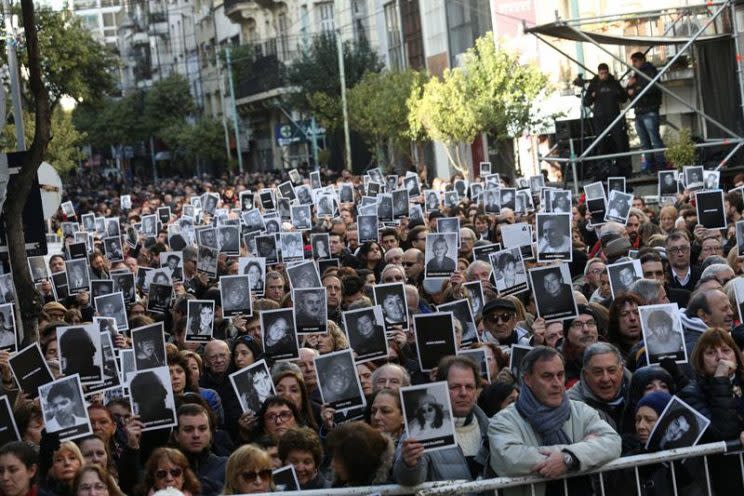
left=239, top=441, right=742, bottom=495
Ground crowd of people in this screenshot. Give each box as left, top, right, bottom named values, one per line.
left=1, top=163, right=744, bottom=496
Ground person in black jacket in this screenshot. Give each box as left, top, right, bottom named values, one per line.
left=583, top=63, right=631, bottom=176
left=627, top=52, right=665, bottom=172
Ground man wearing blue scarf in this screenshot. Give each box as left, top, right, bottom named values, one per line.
left=489, top=347, right=621, bottom=496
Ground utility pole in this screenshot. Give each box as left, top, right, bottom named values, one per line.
left=334, top=0, right=352, bottom=171
left=225, top=47, right=244, bottom=173
left=211, top=9, right=231, bottom=163
left=3, top=0, right=24, bottom=150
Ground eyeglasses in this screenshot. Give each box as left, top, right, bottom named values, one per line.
left=487, top=312, right=513, bottom=324
left=78, top=483, right=108, bottom=493
left=240, top=469, right=273, bottom=482
left=402, top=262, right=417, bottom=267
left=265, top=411, right=293, bottom=424
left=643, top=270, right=664, bottom=278
left=570, top=320, right=597, bottom=330
left=668, top=245, right=690, bottom=254
left=155, top=468, right=183, bottom=479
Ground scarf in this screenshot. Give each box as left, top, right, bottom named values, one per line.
left=515, top=385, right=571, bottom=445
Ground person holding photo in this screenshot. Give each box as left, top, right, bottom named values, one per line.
left=426, top=236, right=456, bottom=275
left=538, top=218, right=570, bottom=254
left=45, top=381, right=87, bottom=431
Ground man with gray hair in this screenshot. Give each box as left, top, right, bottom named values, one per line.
left=567, top=342, right=630, bottom=432
left=580, top=258, right=605, bottom=299
left=381, top=264, right=406, bottom=284
left=628, top=278, right=668, bottom=305
left=490, top=347, right=621, bottom=493
left=371, top=363, right=411, bottom=392
left=384, top=247, right=404, bottom=265
left=700, top=263, right=735, bottom=287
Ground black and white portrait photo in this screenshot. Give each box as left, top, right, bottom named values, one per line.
left=291, top=205, right=312, bottom=230
left=314, top=349, right=365, bottom=410
left=111, top=272, right=136, bottom=304
left=545, top=190, right=571, bottom=214
left=453, top=179, right=468, bottom=200
left=220, top=275, right=253, bottom=317
left=646, top=396, right=709, bottom=451
left=357, top=214, right=378, bottom=244
left=229, top=359, right=275, bottom=414
left=424, top=233, right=458, bottom=278
left=683, top=165, right=705, bottom=191
left=286, top=260, right=321, bottom=290
left=640, top=304, right=686, bottom=365
left=90, top=280, right=114, bottom=300
left=413, top=312, right=456, bottom=372
left=201, top=192, right=219, bottom=214
left=186, top=300, right=215, bottom=342
left=607, top=259, right=643, bottom=298
left=94, top=292, right=128, bottom=332
left=489, top=247, right=528, bottom=297
left=424, top=190, right=440, bottom=212
left=9, top=343, right=53, bottom=399
left=141, top=214, right=157, bottom=238
left=479, top=162, right=491, bottom=177
left=39, top=375, right=91, bottom=440
left=377, top=194, right=394, bottom=222
left=339, top=182, right=354, bottom=203
left=373, top=282, right=408, bottom=330
left=157, top=207, right=171, bottom=225
left=129, top=366, right=176, bottom=431
left=294, top=288, right=327, bottom=334
left=147, top=283, right=173, bottom=314
left=217, top=225, right=240, bottom=255
left=255, top=235, right=278, bottom=265
left=81, top=213, right=96, bottom=232
left=131, top=323, right=167, bottom=370
left=528, top=264, right=578, bottom=321
left=437, top=299, right=478, bottom=347
left=261, top=308, right=299, bottom=361
left=197, top=246, right=218, bottom=277
left=400, top=381, right=456, bottom=452
left=105, top=217, right=120, bottom=238
left=83, top=332, right=121, bottom=395
left=143, top=269, right=173, bottom=293
left=536, top=213, right=572, bottom=262
left=658, top=171, right=679, bottom=197
left=695, top=190, right=726, bottom=229
left=198, top=227, right=218, bottom=250
left=704, top=170, right=720, bottom=190
left=310, top=233, right=331, bottom=260
left=584, top=181, right=605, bottom=200
left=28, top=256, right=48, bottom=283
left=499, top=188, right=516, bottom=211
left=296, top=185, right=313, bottom=205
left=385, top=174, right=398, bottom=192
left=160, top=252, right=184, bottom=282
left=470, top=183, right=484, bottom=201
left=120, top=194, right=131, bottom=210
left=103, top=236, right=124, bottom=262
left=444, top=191, right=459, bottom=209
left=277, top=197, right=292, bottom=220
left=0, top=303, right=16, bottom=352
left=463, top=280, right=484, bottom=317
left=66, top=259, right=90, bottom=294
left=316, top=191, right=336, bottom=218
left=239, top=257, right=266, bottom=295
left=392, top=189, right=409, bottom=219
left=607, top=177, right=626, bottom=194
left=280, top=232, right=305, bottom=263
left=404, top=175, right=420, bottom=197
left=239, top=190, right=254, bottom=211
left=342, top=305, right=388, bottom=363
left=605, top=190, right=633, bottom=224
left=57, top=324, right=103, bottom=384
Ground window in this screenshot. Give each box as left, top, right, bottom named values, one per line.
left=102, top=12, right=116, bottom=28
left=351, top=0, right=367, bottom=42
left=316, top=1, right=334, bottom=34
left=277, top=12, right=290, bottom=60
left=384, top=1, right=403, bottom=69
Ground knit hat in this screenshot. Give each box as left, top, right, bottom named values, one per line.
left=602, top=233, right=631, bottom=261
left=636, top=390, right=672, bottom=416
left=43, top=301, right=67, bottom=314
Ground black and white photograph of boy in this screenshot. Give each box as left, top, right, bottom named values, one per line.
left=57, top=324, right=103, bottom=384
left=357, top=215, right=378, bottom=244
left=536, top=213, right=572, bottom=262
left=261, top=308, right=299, bottom=361
left=294, top=288, right=327, bottom=334
left=241, top=208, right=266, bottom=233
left=607, top=259, right=643, bottom=298
left=310, top=233, right=331, bottom=260
left=103, top=236, right=124, bottom=262
left=111, top=272, right=136, bottom=304
left=0, top=303, right=16, bottom=352
left=373, top=282, right=408, bottom=330
left=120, top=195, right=132, bottom=211
left=658, top=171, right=679, bottom=197
left=66, top=259, right=90, bottom=294
left=695, top=190, right=726, bottom=229
left=424, top=233, right=458, bottom=278
left=201, top=192, right=219, bottom=214
left=683, top=165, right=705, bottom=191
left=342, top=305, right=387, bottom=362
left=220, top=275, right=253, bottom=317
left=197, top=246, right=219, bottom=277
left=81, top=213, right=96, bottom=232
left=39, top=375, right=91, bottom=440
left=280, top=232, right=305, bottom=263
left=185, top=300, right=215, bottom=342
left=131, top=323, right=167, bottom=370
left=645, top=396, right=710, bottom=451
left=230, top=360, right=275, bottom=414
left=413, top=312, right=456, bottom=372
left=385, top=175, right=398, bottom=193
left=545, top=190, right=571, bottom=214
left=403, top=175, right=420, bottom=197
left=392, top=189, right=409, bottom=219
left=129, top=366, right=176, bottom=431
left=286, top=260, right=321, bottom=290
left=217, top=225, right=240, bottom=255
left=640, top=303, right=686, bottom=365
left=436, top=299, right=478, bottom=347
left=529, top=264, right=578, bottom=321
left=605, top=190, right=633, bottom=224
left=296, top=185, right=313, bottom=205
left=314, top=349, right=366, bottom=410
left=146, top=283, right=173, bottom=314
left=291, top=205, right=313, bottom=230
left=489, top=247, right=528, bottom=297
left=28, top=256, right=48, bottom=283
left=255, top=235, right=278, bottom=265
left=470, top=182, right=484, bottom=201
left=482, top=189, right=500, bottom=214
left=159, top=252, right=183, bottom=282
left=94, top=292, right=129, bottom=331
left=400, top=381, right=456, bottom=452
left=704, top=170, right=720, bottom=190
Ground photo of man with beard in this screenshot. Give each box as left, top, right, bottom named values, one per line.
left=294, top=288, right=326, bottom=333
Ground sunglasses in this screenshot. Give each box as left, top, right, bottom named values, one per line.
left=240, top=469, right=273, bottom=482
left=488, top=312, right=513, bottom=324
left=418, top=405, right=436, bottom=413
left=155, top=468, right=183, bottom=479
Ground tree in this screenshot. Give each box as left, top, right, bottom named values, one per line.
left=287, top=33, right=383, bottom=131
left=160, top=117, right=229, bottom=173
left=409, top=33, right=551, bottom=177
left=143, top=74, right=195, bottom=139
left=74, top=91, right=147, bottom=149
left=347, top=69, right=428, bottom=168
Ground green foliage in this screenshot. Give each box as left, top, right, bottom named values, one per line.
left=665, top=127, right=696, bottom=169
left=347, top=69, right=428, bottom=164
left=73, top=90, right=147, bottom=148
left=287, top=33, right=383, bottom=131
left=161, top=117, right=228, bottom=170
left=143, top=74, right=195, bottom=138
left=2, top=108, right=86, bottom=174
left=408, top=32, right=551, bottom=174
left=11, top=8, right=118, bottom=108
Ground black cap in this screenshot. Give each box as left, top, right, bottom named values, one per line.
left=483, top=298, right=516, bottom=315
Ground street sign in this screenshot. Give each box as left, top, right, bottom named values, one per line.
left=275, top=120, right=326, bottom=147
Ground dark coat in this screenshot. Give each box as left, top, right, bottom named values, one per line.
left=628, top=61, right=662, bottom=114
left=185, top=450, right=227, bottom=496
left=583, top=74, right=627, bottom=119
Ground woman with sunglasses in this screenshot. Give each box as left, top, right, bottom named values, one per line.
left=223, top=445, right=274, bottom=494
left=137, top=448, right=200, bottom=496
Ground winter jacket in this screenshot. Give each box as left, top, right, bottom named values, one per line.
left=184, top=449, right=227, bottom=496
left=567, top=368, right=632, bottom=433
left=489, top=399, right=622, bottom=496
left=583, top=75, right=627, bottom=119
left=393, top=406, right=490, bottom=491
left=199, top=370, right=242, bottom=441
left=628, top=61, right=662, bottom=114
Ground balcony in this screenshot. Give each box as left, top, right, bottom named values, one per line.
left=236, top=53, right=287, bottom=100
left=224, top=0, right=283, bottom=22
left=131, top=32, right=149, bottom=46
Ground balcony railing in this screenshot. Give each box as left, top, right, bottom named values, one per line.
left=236, top=53, right=287, bottom=100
